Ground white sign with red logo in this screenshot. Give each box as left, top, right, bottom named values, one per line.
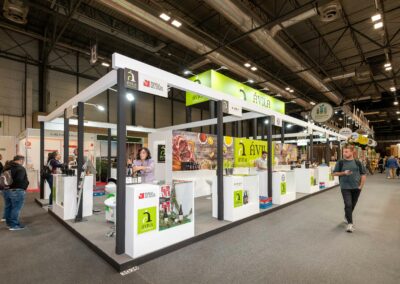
left=138, top=72, right=168, bottom=98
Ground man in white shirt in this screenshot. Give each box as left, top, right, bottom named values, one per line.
left=255, top=151, right=268, bottom=171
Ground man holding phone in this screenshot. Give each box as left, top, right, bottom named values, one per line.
left=333, top=144, right=366, bottom=233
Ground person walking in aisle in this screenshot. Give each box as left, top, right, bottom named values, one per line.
left=333, top=144, right=366, bottom=233
left=3, top=155, right=29, bottom=230
left=386, top=155, right=398, bottom=179
left=378, top=157, right=384, bottom=173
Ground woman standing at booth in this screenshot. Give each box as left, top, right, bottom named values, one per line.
left=132, top=147, right=155, bottom=184
left=46, top=151, right=63, bottom=205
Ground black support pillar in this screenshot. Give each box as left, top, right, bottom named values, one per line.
left=63, top=109, right=69, bottom=164
left=216, top=101, right=224, bottom=220
left=310, top=131, right=314, bottom=162
left=75, top=102, right=84, bottom=222
left=107, top=128, right=112, bottom=180
left=252, top=118, right=257, bottom=139
left=281, top=122, right=285, bottom=144
left=210, top=101, right=216, bottom=134
left=116, top=68, right=127, bottom=255
left=266, top=117, right=273, bottom=198
left=39, top=122, right=45, bottom=199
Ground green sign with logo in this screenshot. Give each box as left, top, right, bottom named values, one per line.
left=137, top=206, right=157, bottom=234
left=186, top=70, right=285, bottom=114
left=280, top=182, right=287, bottom=195
left=233, top=189, right=243, bottom=208
left=234, top=138, right=274, bottom=167
left=310, top=176, right=314, bottom=186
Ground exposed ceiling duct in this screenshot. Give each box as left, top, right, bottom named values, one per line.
left=97, top=0, right=311, bottom=109
left=203, top=0, right=343, bottom=105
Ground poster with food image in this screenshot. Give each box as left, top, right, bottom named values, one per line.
left=159, top=181, right=193, bottom=231
left=274, top=144, right=298, bottom=165
left=172, top=130, right=234, bottom=171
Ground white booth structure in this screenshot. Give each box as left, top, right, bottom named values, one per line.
left=36, top=52, right=347, bottom=271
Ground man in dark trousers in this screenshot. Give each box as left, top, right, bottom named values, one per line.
left=3, top=155, right=29, bottom=230
left=333, top=144, right=366, bottom=233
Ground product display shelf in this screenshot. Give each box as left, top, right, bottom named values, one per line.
left=294, top=168, right=319, bottom=194
left=52, top=174, right=94, bottom=220
left=212, top=175, right=260, bottom=222
left=272, top=171, right=296, bottom=205
left=125, top=181, right=195, bottom=259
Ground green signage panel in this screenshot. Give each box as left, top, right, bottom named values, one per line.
left=186, top=70, right=285, bottom=114
left=281, top=182, right=287, bottom=195
left=233, top=189, right=243, bottom=208
left=137, top=206, right=157, bottom=234
left=234, top=138, right=274, bottom=167
left=310, top=176, right=314, bottom=186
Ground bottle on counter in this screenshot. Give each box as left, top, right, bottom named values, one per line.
left=163, top=208, right=169, bottom=224
left=178, top=204, right=184, bottom=222
left=243, top=190, right=249, bottom=204
left=137, top=171, right=142, bottom=183
left=132, top=172, right=138, bottom=184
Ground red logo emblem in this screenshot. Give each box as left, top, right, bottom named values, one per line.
left=139, top=193, right=144, bottom=199
left=143, top=80, right=150, bottom=87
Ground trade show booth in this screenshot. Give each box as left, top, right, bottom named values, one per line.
left=37, top=53, right=346, bottom=272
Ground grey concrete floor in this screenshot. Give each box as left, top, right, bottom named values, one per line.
left=1, top=173, right=399, bottom=284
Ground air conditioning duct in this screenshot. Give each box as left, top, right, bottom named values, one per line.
left=3, top=0, right=29, bottom=25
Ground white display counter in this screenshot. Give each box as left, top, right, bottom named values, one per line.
left=315, top=166, right=330, bottom=189
left=272, top=171, right=296, bottom=205
left=212, top=175, right=259, bottom=222
left=172, top=170, right=215, bottom=197
left=125, top=181, right=195, bottom=259
left=294, top=168, right=319, bottom=194
left=52, top=174, right=93, bottom=220
left=256, top=171, right=269, bottom=197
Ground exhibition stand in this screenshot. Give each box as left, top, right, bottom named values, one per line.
left=37, top=53, right=346, bottom=271
left=295, top=168, right=319, bottom=194
left=212, top=175, right=259, bottom=222
left=52, top=174, right=94, bottom=220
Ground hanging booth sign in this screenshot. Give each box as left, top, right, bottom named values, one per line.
left=124, top=68, right=168, bottom=98
left=310, top=103, right=334, bottom=123
left=222, top=100, right=242, bottom=117
left=357, top=135, right=368, bottom=145
left=271, top=115, right=283, bottom=127
left=186, top=70, right=285, bottom=114
left=339, top=127, right=352, bottom=138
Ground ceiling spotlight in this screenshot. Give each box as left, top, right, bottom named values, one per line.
left=334, top=111, right=338, bottom=114
left=97, top=105, right=105, bottom=111
left=394, top=100, right=399, bottom=106
left=101, top=62, right=110, bottom=67
left=390, top=87, right=396, bottom=92
left=215, top=66, right=228, bottom=71
left=126, top=93, right=135, bottom=102
left=398, top=118, right=400, bottom=121
left=289, top=89, right=294, bottom=93
left=287, top=123, right=293, bottom=129
left=385, top=66, right=393, bottom=71
left=371, top=14, right=381, bottom=22
left=384, top=63, right=391, bottom=68
left=171, top=20, right=182, bottom=28
left=310, top=101, right=316, bottom=105
left=285, top=87, right=290, bottom=91
left=275, top=93, right=282, bottom=97
left=397, top=111, right=400, bottom=114
left=264, top=120, right=269, bottom=124
left=183, top=69, right=194, bottom=75
left=250, top=66, right=257, bottom=71
left=247, top=79, right=254, bottom=84
left=374, top=22, right=383, bottom=29
left=244, top=63, right=251, bottom=68
left=339, top=117, right=343, bottom=121
left=159, top=13, right=171, bottom=21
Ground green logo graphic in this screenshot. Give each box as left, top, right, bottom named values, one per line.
left=280, top=182, right=287, bottom=195
left=137, top=206, right=157, bottom=234
left=186, top=70, right=285, bottom=114
left=234, top=138, right=274, bottom=167
left=233, top=189, right=243, bottom=208
left=310, top=176, right=314, bottom=186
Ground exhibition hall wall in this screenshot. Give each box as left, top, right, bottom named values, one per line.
left=0, top=29, right=209, bottom=131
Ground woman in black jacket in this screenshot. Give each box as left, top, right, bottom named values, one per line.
left=46, top=151, right=63, bottom=206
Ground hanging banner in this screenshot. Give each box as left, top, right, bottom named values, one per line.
left=186, top=70, right=285, bottom=114
left=310, top=103, right=334, bottom=123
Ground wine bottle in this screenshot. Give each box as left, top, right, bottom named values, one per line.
left=137, top=171, right=142, bottom=183
left=243, top=190, right=249, bottom=204
left=132, top=171, right=138, bottom=184
left=178, top=204, right=184, bottom=221
left=163, top=208, right=169, bottom=224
